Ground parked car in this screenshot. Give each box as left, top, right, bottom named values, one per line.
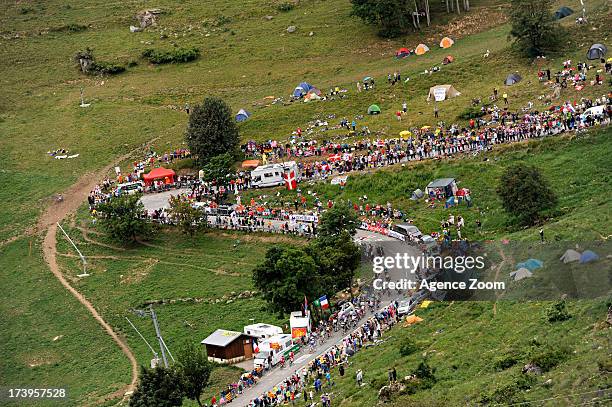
left=115, top=181, right=144, bottom=196
left=393, top=223, right=423, bottom=241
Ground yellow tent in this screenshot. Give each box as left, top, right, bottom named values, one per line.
left=404, top=315, right=424, bottom=325
left=440, top=37, right=454, bottom=49
left=415, top=44, right=430, bottom=55
left=420, top=300, right=432, bottom=308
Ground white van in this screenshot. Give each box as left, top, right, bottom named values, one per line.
left=253, top=334, right=296, bottom=368
left=243, top=323, right=283, bottom=340
left=115, top=181, right=144, bottom=196
left=251, top=161, right=300, bottom=189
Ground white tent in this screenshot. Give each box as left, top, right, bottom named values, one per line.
left=560, top=249, right=581, bottom=264
left=510, top=268, right=533, bottom=281
left=427, top=85, right=461, bottom=102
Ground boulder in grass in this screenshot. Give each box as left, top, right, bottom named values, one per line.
left=287, top=25, right=297, bottom=33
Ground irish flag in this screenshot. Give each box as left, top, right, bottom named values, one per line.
left=319, top=295, right=329, bottom=310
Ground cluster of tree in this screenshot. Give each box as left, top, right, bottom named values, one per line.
left=351, top=0, right=470, bottom=38
left=508, top=0, right=564, bottom=57
left=129, top=343, right=212, bottom=407
left=186, top=97, right=240, bottom=184
left=95, top=194, right=153, bottom=244
left=497, top=163, right=558, bottom=226
left=253, top=203, right=361, bottom=314
left=167, top=195, right=206, bottom=236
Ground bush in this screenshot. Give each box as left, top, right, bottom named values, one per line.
left=529, top=347, right=570, bottom=372
left=545, top=300, right=571, bottom=322
left=457, top=106, right=486, bottom=120
left=481, top=374, right=534, bottom=404
left=90, top=61, right=125, bottom=75
left=142, top=47, right=200, bottom=64
left=399, top=338, right=419, bottom=357
left=493, top=355, right=520, bottom=371
left=277, top=2, right=295, bottom=12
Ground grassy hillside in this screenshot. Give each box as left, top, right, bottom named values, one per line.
left=322, top=299, right=611, bottom=406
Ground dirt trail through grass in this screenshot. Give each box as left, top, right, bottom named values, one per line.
left=36, top=141, right=160, bottom=404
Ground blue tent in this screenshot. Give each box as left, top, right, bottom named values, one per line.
left=298, top=82, right=314, bottom=92
left=517, top=258, right=543, bottom=271
left=579, top=250, right=599, bottom=264
left=293, top=82, right=314, bottom=98
left=235, top=109, right=250, bottom=122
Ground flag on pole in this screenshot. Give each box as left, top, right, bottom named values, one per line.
left=302, top=295, right=308, bottom=316
left=284, top=170, right=297, bottom=190
left=319, top=295, right=329, bottom=310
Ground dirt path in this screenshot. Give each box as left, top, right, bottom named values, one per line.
left=37, top=142, right=159, bottom=404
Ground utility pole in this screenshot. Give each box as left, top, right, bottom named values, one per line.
left=130, top=305, right=175, bottom=368
left=57, top=222, right=89, bottom=277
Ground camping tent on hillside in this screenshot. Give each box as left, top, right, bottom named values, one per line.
left=235, top=109, right=251, bottom=122
left=442, top=55, right=454, bottom=65
left=427, top=84, right=461, bottom=102
left=505, top=73, right=522, bottom=86
left=440, top=37, right=454, bottom=49
left=579, top=250, right=599, bottom=263
left=396, top=47, right=410, bottom=58
left=293, top=82, right=315, bottom=98
left=516, top=259, right=543, bottom=272
left=560, top=249, right=581, bottom=264
left=587, top=44, right=607, bottom=60
left=367, top=104, right=381, bottom=115
left=554, top=6, right=574, bottom=20
left=415, top=44, right=430, bottom=55
left=510, top=268, right=533, bottom=281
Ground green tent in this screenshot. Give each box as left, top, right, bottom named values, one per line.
left=368, top=104, right=381, bottom=115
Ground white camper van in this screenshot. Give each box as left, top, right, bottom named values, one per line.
left=253, top=334, right=297, bottom=368
left=243, top=323, right=283, bottom=340
left=250, top=161, right=299, bottom=189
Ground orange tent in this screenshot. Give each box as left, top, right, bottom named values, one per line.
left=415, top=44, right=430, bottom=55
left=143, top=167, right=175, bottom=186
left=404, top=315, right=424, bottom=325
left=440, top=37, right=454, bottom=49
left=242, top=159, right=260, bottom=169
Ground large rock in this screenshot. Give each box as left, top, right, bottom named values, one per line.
left=378, top=381, right=406, bottom=402
left=287, top=25, right=297, bottom=33
left=136, top=9, right=162, bottom=29
left=522, top=363, right=543, bottom=375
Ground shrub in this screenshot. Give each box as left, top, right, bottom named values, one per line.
left=545, top=300, right=571, bottom=322
left=399, top=338, right=419, bottom=357
left=457, top=106, right=486, bottom=120
left=529, top=347, right=570, bottom=372
left=142, top=47, right=200, bottom=64
left=277, top=2, right=295, bottom=12
left=481, top=374, right=534, bottom=404
left=493, top=355, right=520, bottom=371
left=90, top=61, right=125, bottom=75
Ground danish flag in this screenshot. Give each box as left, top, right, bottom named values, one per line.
left=284, top=170, right=297, bottom=190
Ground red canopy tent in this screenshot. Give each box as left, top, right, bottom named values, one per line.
left=143, top=167, right=176, bottom=186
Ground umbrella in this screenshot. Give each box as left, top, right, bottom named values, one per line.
left=399, top=130, right=412, bottom=137
left=363, top=76, right=372, bottom=82
left=421, top=125, right=431, bottom=130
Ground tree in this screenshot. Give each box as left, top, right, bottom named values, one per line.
left=351, top=0, right=412, bottom=38
left=96, top=193, right=153, bottom=243
left=186, top=97, right=239, bottom=165
left=201, top=152, right=235, bottom=184
left=176, top=343, right=212, bottom=407
left=253, top=246, right=322, bottom=314
left=167, top=195, right=204, bottom=236
left=317, top=202, right=360, bottom=244
left=129, top=366, right=184, bottom=407
left=497, top=164, right=558, bottom=225
left=508, top=0, right=563, bottom=57
left=309, top=231, right=361, bottom=296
